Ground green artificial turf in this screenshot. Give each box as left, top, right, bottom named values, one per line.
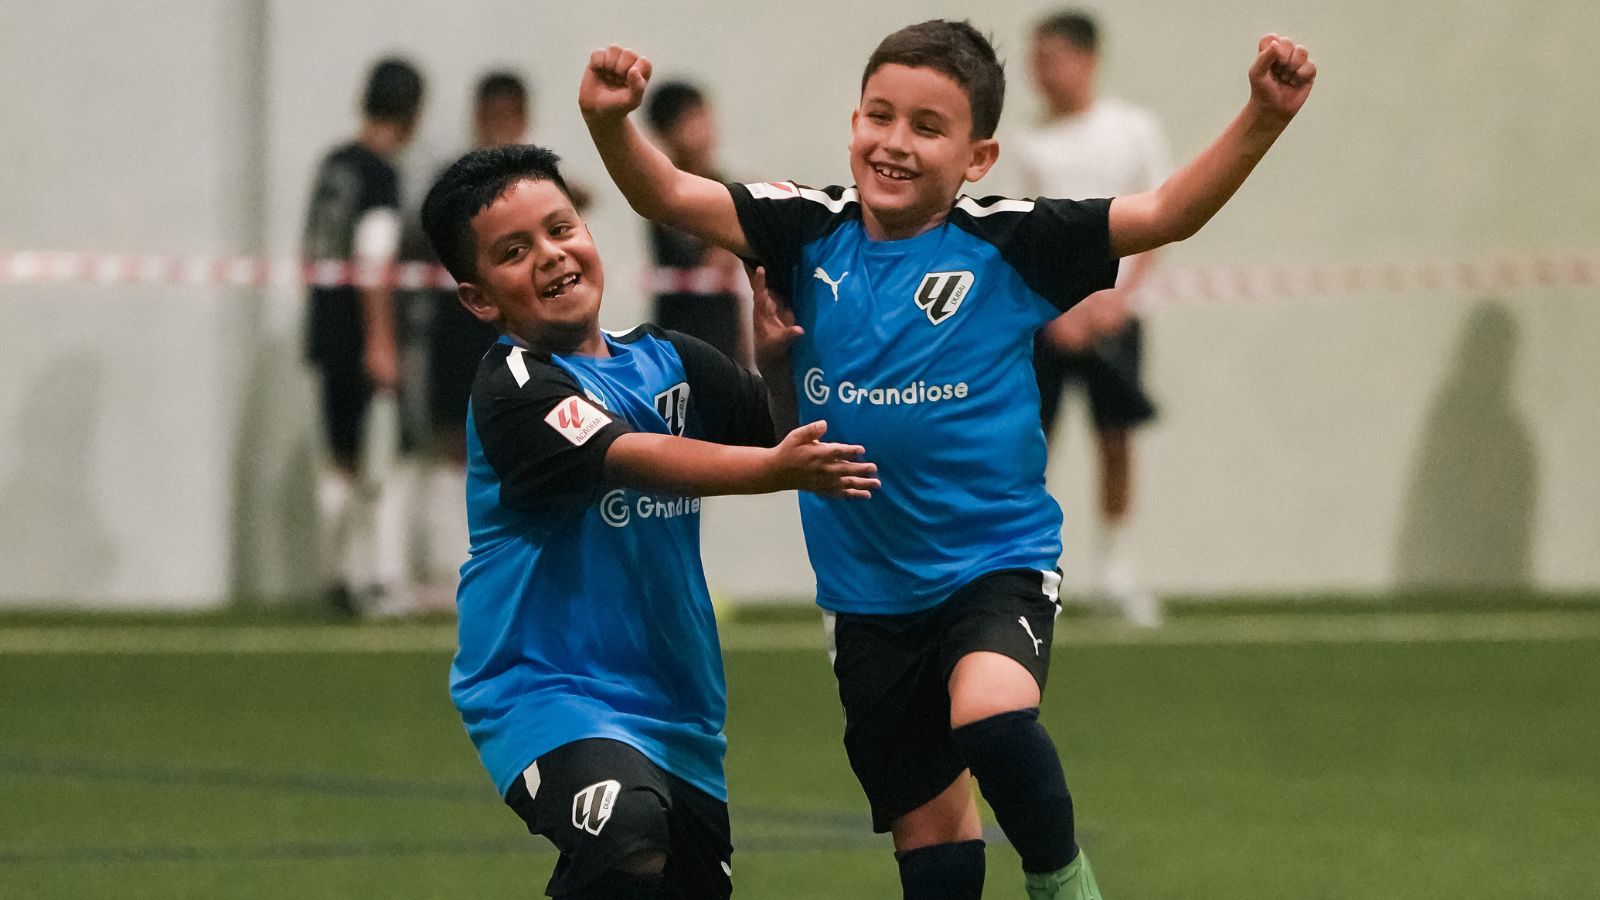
left=2, top=603, right=1597, bottom=898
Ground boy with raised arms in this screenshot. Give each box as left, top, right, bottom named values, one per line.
left=421, top=143, right=878, bottom=900
left=581, top=20, right=1314, bottom=900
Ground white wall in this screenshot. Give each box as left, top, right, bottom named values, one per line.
left=0, top=2, right=268, bottom=607
left=3, top=1, right=1597, bottom=605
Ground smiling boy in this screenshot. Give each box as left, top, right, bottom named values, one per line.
left=581, top=20, right=1315, bottom=900
left=420, top=144, right=878, bottom=900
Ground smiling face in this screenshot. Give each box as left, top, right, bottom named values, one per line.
left=458, top=178, right=605, bottom=356
left=849, top=63, right=999, bottom=240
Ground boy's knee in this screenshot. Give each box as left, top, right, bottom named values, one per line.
left=550, top=784, right=672, bottom=898
left=616, top=847, right=668, bottom=877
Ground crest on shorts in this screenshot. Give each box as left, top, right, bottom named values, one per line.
left=913, top=271, right=974, bottom=325
left=572, top=780, right=621, bottom=835
left=654, top=382, right=690, bottom=436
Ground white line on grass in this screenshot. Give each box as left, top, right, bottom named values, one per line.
left=0, top=611, right=1598, bottom=655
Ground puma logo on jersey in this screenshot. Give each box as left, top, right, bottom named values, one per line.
left=813, top=267, right=848, bottom=302
left=914, top=271, right=974, bottom=325
left=545, top=396, right=610, bottom=446
left=1019, top=616, right=1044, bottom=656
left=572, top=780, right=621, bottom=835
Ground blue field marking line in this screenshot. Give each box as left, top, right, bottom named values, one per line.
left=3, top=608, right=1600, bottom=655
left=0, top=835, right=532, bottom=866
left=0, top=750, right=494, bottom=803
left=0, top=749, right=911, bottom=865
left=0, top=830, right=909, bottom=867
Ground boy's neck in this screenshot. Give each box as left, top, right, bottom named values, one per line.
left=861, top=204, right=950, bottom=242
left=515, top=327, right=611, bottom=359
left=357, top=119, right=408, bottom=157
left=1047, top=92, right=1095, bottom=120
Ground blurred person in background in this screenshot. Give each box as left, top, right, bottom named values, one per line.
left=1016, top=11, right=1171, bottom=627
left=644, top=79, right=751, bottom=620
left=403, top=71, right=599, bottom=610
left=302, top=56, right=425, bottom=618
left=645, top=81, right=750, bottom=367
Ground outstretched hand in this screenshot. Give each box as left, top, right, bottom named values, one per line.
left=749, top=266, right=803, bottom=374
left=773, top=420, right=878, bottom=499
left=580, top=45, right=652, bottom=122
left=1249, top=34, right=1316, bottom=121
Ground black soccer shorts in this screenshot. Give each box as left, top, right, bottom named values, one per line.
left=828, top=568, right=1063, bottom=833
left=502, top=738, right=733, bottom=900
left=1034, top=316, right=1157, bottom=434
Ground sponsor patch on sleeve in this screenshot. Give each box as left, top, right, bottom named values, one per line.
left=544, top=396, right=611, bottom=446
left=744, top=180, right=801, bottom=201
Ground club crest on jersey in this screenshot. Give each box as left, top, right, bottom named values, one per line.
left=653, top=382, right=690, bottom=436
left=545, top=395, right=610, bottom=446
left=572, top=780, right=621, bottom=835
left=914, top=271, right=974, bottom=325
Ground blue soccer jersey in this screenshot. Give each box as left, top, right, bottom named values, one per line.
left=729, top=182, right=1118, bottom=615
left=450, top=326, right=774, bottom=800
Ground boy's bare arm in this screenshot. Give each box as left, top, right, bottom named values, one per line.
left=1108, top=35, right=1316, bottom=258
left=580, top=46, right=751, bottom=256
left=604, top=421, right=877, bottom=499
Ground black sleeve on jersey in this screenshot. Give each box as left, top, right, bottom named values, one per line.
left=958, top=196, right=1120, bottom=313
left=725, top=182, right=853, bottom=303
left=469, top=347, right=634, bottom=511
left=661, top=328, right=778, bottom=448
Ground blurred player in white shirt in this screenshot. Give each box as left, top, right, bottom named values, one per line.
left=1015, top=11, right=1171, bottom=626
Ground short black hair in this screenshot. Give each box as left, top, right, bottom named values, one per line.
left=420, top=145, right=572, bottom=283
left=362, top=57, right=424, bottom=122
left=1035, top=10, right=1099, bottom=53
left=862, top=20, right=1005, bottom=140
left=475, top=70, right=528, bottom=108
left=646, top=80, right=706, bottom=134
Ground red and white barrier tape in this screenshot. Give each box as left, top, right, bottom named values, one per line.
left=0, top=250, right=1595, bottom=304
left=1134, top=252, right=1597, bottom=309
left=0, top=253, right=457, bottom=290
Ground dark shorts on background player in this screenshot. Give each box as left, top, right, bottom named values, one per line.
left=828, top=568, right=1063, bottom=833
left=427, top=291, right=497, bottom=431
left=308, top=291, right=424, bottom=468
left=503, top=738, right=733, bottom=900
left=1034, top=317, right=1156, bottom=434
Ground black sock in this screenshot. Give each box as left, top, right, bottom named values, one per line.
left=895, top=839, right=986, bottom=900
left=952, top=708, right=1078, bottom=873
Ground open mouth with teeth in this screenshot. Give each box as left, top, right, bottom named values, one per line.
left=541, top=272, right=581, bottom=299
left=870, top=162, right=917, bottom=182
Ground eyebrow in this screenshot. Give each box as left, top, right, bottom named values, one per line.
left=862, top=95, right=951, bottom=121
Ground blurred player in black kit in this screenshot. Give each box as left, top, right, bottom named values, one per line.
left=302, top=56, right=424, bottom=617
left=645, top=81, right=750, bottom=367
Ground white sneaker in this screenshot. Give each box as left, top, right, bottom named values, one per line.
left=1101, top=556, right=1163, bottom=628
left=1115, top=587, right=1164, bottom=628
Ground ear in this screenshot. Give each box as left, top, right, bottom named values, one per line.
left=457, top=282, right=501, bottom=325
left=964, top=137, right=1000, bottom=184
